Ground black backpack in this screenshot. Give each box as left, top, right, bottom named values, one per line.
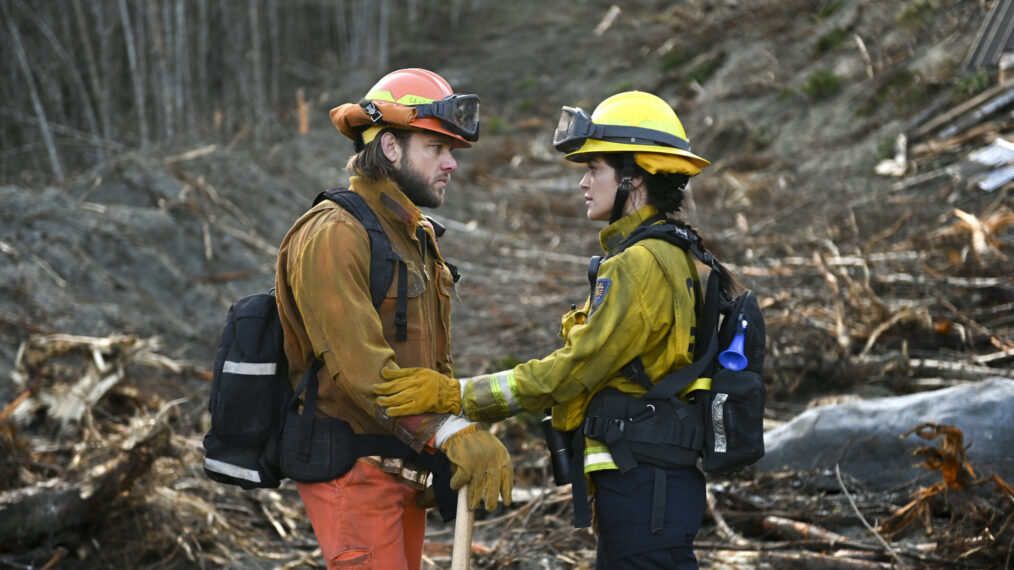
left=202, top=189, right=455, bottom=508
left=586, top=220, right=766, bottom=472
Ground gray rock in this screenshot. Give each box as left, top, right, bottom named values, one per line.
left=756, top=378, right=1014, bottom=490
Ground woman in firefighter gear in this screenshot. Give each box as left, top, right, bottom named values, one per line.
left=375, top=90, right=739, bottom=569
left=277, top=68, right=511, bottom=570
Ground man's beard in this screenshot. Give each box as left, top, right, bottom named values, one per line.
left=391, top=157, right=443, bottom=209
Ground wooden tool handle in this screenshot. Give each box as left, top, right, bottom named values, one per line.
left=450, top=485, right=475, bottom=570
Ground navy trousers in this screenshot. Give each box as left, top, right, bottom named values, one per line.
left=592, top=464, right=706, bottom=569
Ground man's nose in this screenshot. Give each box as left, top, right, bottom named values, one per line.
left=442, top=153, right=457, bottom=172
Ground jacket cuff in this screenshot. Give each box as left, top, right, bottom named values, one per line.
left=462, top=369, right=522, bottom=422
left=433, top=415, right=474, bottom=448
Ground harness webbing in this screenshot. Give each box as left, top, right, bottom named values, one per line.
left=314, top=188, right=408, bottom=340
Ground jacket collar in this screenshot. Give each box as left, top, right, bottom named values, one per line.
left=349, top=175, right=423, bottom=230
left=599, top=205, right=662, bottom=253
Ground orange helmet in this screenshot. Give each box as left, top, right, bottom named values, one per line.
left=330, top=68, right=479, bottom=148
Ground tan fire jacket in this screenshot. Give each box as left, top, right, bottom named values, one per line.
left=275, top=175, right=458, bottom=453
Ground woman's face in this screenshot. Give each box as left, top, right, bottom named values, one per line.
left=579, top=155, right=619, bottom=222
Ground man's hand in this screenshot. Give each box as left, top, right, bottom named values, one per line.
left=441, top=425, right=514, bottom=511
left=376, top=367, right=462, bottom=416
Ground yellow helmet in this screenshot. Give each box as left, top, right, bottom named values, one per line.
left=553, top=91, right=709, bottom=170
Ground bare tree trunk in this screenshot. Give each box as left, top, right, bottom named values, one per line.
left=12, top=0, right=105, bottom=161
left=196, top=0, right=208, bottom=126
left=117, top=0, right=149, bottom=147
left=350, top=0, right=364, bottom=65
left=174, top=0, right=191, bottom=139
left=408, top=0, right=418, bottom=26
left=364, top=1, right=377, bottom=69
left=378, top=0, right=389, bottom=73
left=268, top=0, right=280, bottom=108
left=248, top=0, right=265, bottom=138
left=451, top=0, right=462, bottom=28
left=133, top=0, right=147, bottom=141
left=71, top=0, right=110, bottom=142
left=335, top=0, right=352, bottom=63
left=94, top=2, right=115, bottom=141
left=160, top=0, right=175, bottom=141
left=145, top=0, right=170, bottom=142
left=3, top=0, right=64, bottom=180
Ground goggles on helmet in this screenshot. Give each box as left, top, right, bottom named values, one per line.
left=412, top=94, right=480, bottom=142
left=553, top=106, right=692, bottom=154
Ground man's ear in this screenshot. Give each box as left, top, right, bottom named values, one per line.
left=380, top=131, right=402, bottom=164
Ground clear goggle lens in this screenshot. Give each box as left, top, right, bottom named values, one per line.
left=414, top=94, right=480, bottom=141
left=553, top=106, right=592, bottom=153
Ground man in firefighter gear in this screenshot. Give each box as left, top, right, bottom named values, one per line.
left=375, top=90, right=739, bottom=569
left=276, top=68, right=513, bottom=570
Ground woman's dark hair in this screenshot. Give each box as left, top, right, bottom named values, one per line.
left=603, top=152, right=741, bottom=297
left=345, top=127, right=413, bottom=180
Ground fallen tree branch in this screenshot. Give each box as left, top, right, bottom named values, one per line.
left=706, top=484, right=752, bottom=546
left=0, top=417, right=171, bottom=546
left=836, top=464, right=907, bottom=568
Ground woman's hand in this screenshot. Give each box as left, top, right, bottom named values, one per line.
left=375, top=367, right=462, bottom=416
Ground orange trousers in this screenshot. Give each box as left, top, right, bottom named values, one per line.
left=296, top=460, right=426, bottom=569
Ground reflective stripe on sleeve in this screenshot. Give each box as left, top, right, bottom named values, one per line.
left=471, top=370, right=523, bottom=415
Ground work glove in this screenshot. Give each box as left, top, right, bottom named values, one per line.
left=376, top=367, right=462, bottom=416
left=441, top=425, right=514, bottom=511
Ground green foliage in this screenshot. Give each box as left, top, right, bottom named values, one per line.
left=952, top=69, right=991, bottom=100
left=855, top=70, right=939, bottom=118
left=611, top=81, right=635, bottom=94
left=814, top=0, right=843, bottom=21
left=876, top=134, right=898, bottom=160
left=748, top=126, right=775, bottom=151
left=815, top=27, right=849, bottom=57
left=516, top=76, right=536, bottom=89
left=486, top=354, right=524, bottom=373
left=801, top=68, right=841, bottom=100
left=896, top=0, right=940, bottom=29
left=680, top=53, right=726, bottom=91
left=485, top=116, right=508, bottom=136
left=519, top=98, right=535, bottom=113
left=660, top=47, right=697, bottom=72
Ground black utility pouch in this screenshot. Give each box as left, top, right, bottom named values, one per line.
left=701, top=368, right=766, bottom=474
left=279, top=413, right=359, bottom=482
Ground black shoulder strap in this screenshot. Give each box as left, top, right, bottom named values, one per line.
left=642, top=269, right=722, bottom=401
left=590, top=220, right=721, bottom=285
left=615, top=221, right=718, bottom=271
left=313, top=188, right=409, bottom=341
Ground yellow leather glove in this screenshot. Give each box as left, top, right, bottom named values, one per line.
left=376, top=367, right=462, bottom=416
left=441, top=425, right=514, bottom=511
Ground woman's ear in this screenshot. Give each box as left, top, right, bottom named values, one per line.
left=380, top=131, right=402, bottom=164
left=626, top=176, right=649, bottom=210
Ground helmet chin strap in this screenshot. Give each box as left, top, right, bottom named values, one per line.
left=609, top=154, right=636, bottom=224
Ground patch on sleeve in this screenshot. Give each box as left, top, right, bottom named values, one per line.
left=589, top=278, right=612, bottom=316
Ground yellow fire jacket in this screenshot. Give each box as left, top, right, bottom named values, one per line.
left=460, top=205, right=703, bottom=472
left=275, top=176, right=461, bottom=454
